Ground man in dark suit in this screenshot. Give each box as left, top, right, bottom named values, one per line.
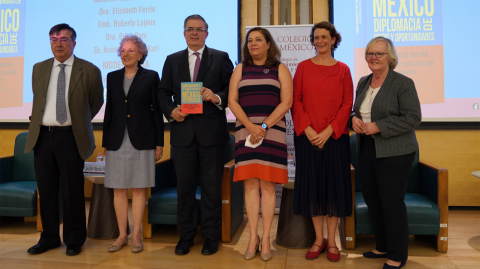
left=157, top=14, right=233, bottom=255
left=25, top=23, right=104, bottom=256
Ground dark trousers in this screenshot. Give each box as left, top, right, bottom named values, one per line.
left=172, top=136, right=225, bottom=240
left=358, top=135, right=415, bottom=262
left=34, top=128, right=87, bottom=247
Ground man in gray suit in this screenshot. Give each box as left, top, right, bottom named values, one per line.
left=25, top=23, right=104, bottom=256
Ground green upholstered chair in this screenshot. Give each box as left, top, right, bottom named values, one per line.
left=0, top=132, right=38, bottom=219
left=143, top=133, right=244, bottom=242
left=341, top=133, right=449, bottom=252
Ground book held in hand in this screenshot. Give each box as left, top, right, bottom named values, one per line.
left=181, top=82, right=203, bottom=114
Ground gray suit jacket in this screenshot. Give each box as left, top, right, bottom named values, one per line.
left=350, top=69, right=421, bottom=158
left=25, top=56, right=104, bottom=160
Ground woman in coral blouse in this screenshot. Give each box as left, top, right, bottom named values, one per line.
left=291, top=21, right=353, bottom=263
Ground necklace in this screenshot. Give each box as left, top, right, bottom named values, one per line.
left=124, top=68, right=138, bottom=78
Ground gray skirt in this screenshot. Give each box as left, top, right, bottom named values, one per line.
left=104, top=128, right=155, bottom=189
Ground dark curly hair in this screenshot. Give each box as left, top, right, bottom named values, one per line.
left=242, top=27, right=281, bottom=69
left=309, top=21, right=342, bottom=52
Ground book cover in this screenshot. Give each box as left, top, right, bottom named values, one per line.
left=181, top=82, right=203, bottom=114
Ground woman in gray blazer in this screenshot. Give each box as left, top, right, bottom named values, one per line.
left=349, top=37, right=421, bottom=269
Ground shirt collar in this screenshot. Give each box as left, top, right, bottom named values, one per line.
left=188, top=46, right=205, bottom=57
left=53, top=54, right=75, bottom=67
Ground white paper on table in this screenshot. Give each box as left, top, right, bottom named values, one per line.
left=245, top=134, right=264, bottom=148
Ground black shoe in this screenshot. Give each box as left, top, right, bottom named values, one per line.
left=363, top=251, right=388, bottom=258
left=383, top=260, right=406, bottom=268
left=175, top=237, right=194, bottom=255
left=27, top=243, right=61, bottom=254
left=66, top=246, right=82, bottom=256
left=201, top=237, right=219, bottom=255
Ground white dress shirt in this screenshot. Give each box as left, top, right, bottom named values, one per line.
left=359, top=86, right=381, bottom=123
left=187, top=46, right=222, bottom=108
left=41, top=54, right=75, bottom=126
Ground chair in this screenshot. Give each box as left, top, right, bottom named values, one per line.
left=340, top=133, right=448, bottom=252
left=0, top=132, right=38, bottom=224
left=143, top=133, right=244, bottom=242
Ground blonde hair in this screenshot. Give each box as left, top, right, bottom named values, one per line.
left=365, top=37, right=398, bottom=69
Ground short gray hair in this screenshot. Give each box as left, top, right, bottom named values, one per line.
left=117, top=34, right=148, bottom=65
left=184, top=14, right=208, bottom=31
left=365, top=36, right=398, bottom=69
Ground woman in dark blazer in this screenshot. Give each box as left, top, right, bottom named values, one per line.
left=349, top=36, right=421, bottom=269
left=102, top=34, right=164, bottom=253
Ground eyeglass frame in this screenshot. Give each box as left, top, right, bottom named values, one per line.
left=366, top=52, right=387, bottom=59
left=50, top=37, right=71, bottom=44
left=184, top=27, right=207, bottom=33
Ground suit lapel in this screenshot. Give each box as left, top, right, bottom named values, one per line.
left=195, top=46, right=212, bottom=82
left=39, top=59, right=55, bottom=96
left=178, top=49, right=191, bottom=82
left=113, top=68, right=126, bottom=98
left=68, top=56, right=82, bottom=99
left=127, top=66, right=146, bottom=97
left=371, top=69, right=394, bottom=109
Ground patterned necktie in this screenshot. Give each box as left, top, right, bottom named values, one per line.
left=192, top=52, right=201, bottom=82
left=56, top=64, right=67, bottom=124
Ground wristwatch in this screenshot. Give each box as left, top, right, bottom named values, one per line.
left=261, top=122, right=269, bottom=131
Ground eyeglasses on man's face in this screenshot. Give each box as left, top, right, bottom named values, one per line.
left=366, top=52, right=387, bottom=59
left=185, top=27, right=206, bottom=33
left=50, top=37, right=71, bottom=44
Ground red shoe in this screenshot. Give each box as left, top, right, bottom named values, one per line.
left=305, top=239, right=326, bottom=260
left=326, top=242, right=340, bottom=262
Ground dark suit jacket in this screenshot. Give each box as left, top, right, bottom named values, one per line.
left=157, top=46, right=233, bottom=147
left=25, top=56, right=104, bottom=160
left=350, top=69, right=422, bottom=158
left=102, top=66, right=164, bottom=150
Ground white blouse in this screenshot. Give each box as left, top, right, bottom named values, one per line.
left=359, top=86, right=381, bottom=123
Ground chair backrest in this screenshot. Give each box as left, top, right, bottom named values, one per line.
left=12, top=132, right=36, bottom=182
left=350, top=133, right=420, bottom=193
left=224, top=133, right=235, bottom=163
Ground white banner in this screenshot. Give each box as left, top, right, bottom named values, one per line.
left=246, top=25, right=315, bottom=208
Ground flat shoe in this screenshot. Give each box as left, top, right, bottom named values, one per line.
left=202, top=237, right=219, bottom=255
left=363, top=251, right=388, bottom=258
left=131, top=244, right=143, bottom=253
left=326, top=240, right=340, bottom=262
left=305, top=238, right=326, bottom=260
left=66, top=246, right=82, bottom=256
left=383, top=260, right=406, bottom=268
left=175, top=237, right=194, bottom=255
left=108, top=237, right=128, bottom=252
left=27, top=242, right=61, bottom=255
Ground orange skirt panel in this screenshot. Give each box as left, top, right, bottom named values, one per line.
left=233, top=163, right=288, bottom=184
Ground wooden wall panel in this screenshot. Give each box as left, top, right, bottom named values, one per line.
left=241, top=0, right=259, bottom=45
left=312, top=0, right=329, bottom=23
left=416, top=130, right=480, bottom=206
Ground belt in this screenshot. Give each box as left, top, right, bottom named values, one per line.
left=41, top=125, right=73, bottom=132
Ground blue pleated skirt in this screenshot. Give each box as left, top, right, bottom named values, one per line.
left=293, top=134, right=352, bottom=218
